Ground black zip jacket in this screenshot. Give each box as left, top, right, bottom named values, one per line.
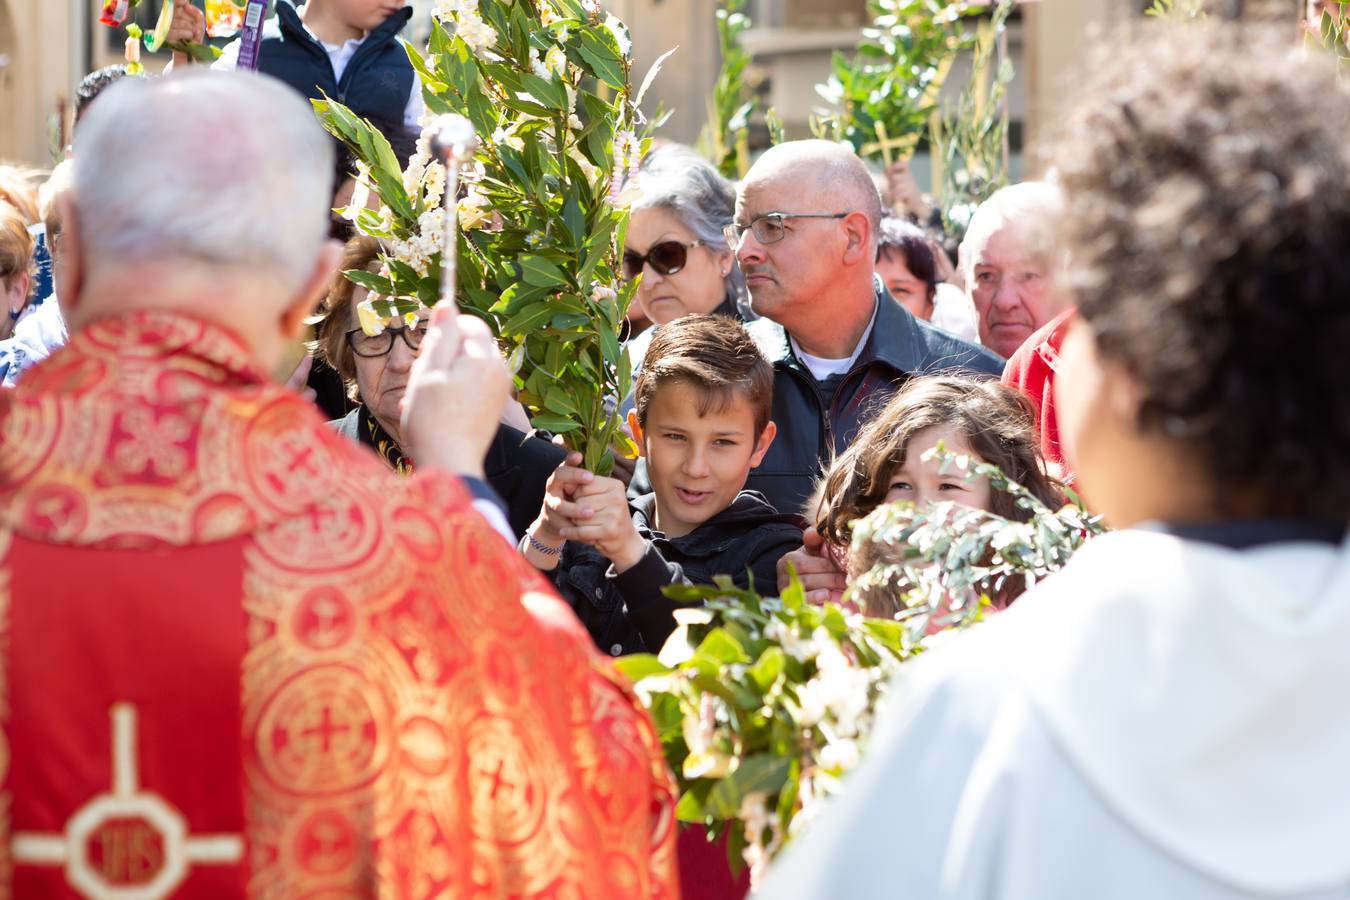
left=743, top=280, right=1004, bottom=514
left=551, top=491, right=804, bottom=657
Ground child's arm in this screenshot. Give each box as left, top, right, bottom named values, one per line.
left=521, top=451, right=594, bottom=571
left=564, top=478, right=690, bottom=650
left=561, top=477, right=646, bottom=572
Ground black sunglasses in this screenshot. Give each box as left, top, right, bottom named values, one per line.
left=622, top=239, right=706, bottom=281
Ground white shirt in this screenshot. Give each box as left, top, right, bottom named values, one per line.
left=790, top=306, right=878, bottom=382
left=214, top=24, right=424, bottom=132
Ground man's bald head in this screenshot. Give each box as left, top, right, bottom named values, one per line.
left=744, top=140, right=884, bottom=242
left=733, top=140, right=884, bottom=355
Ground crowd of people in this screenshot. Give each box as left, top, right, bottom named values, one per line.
left=0, top=0, right=1346, bottom=897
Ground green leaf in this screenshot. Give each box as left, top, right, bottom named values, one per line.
left=343, top=269, right=395, bottom=296
left=519, top=255, right=569, bottom=288
left=705, top=755, right=792, bottom=819
left=164, top=40, right=222, bottom=63
left=542, top=388, right=579, bottom=417
left=501, top=301, right=560, bottom=335
left=696, top=628, right=749, bottom=665
left=614, top=654, right=671, bottom=681
left=675, top=784, right=712, bottom=823
left=577, top=28, right=627, bottom=90
left=519, top=72, right=569, bottom=109
left=561, top=195, right=586, bottom=248
left=529, top=413, right=581, bottom=434
left=748, top=647, right=785, bottom=692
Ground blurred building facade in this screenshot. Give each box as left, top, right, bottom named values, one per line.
left=2, top=0, right=1297, bottom=172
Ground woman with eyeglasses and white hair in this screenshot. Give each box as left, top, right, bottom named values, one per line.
left=622, top=145, right=749, bottom=369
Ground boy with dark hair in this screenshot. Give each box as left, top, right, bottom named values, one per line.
left=523, top=315, right=804, bottom=657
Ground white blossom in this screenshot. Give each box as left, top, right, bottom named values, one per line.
left=564, top=146, right=596, bottom=184
left=456, top=8, right=498, bottom=56
left=765, top=618, right=814, bottom=662
left=422, top=161, right=448, bottom=208
left=818, top=737, right=860, bottom=772
left=604, top=14, right=632, bottom=55
left=458, top=185, right=493, bottom=230
left=529, top=47, right=548, bottom=79
left=436, top=0, right=497, bottom=56
left=492, top=124, right=525, bottom=152
left=545, top=46, right=568, bottom=78
left=356, top=298, right=388, bottom=336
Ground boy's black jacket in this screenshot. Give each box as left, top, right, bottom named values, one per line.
left=551, top=491, right=805, bottom=657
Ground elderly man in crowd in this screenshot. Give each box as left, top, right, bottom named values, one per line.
left=731, top=140, right=1002, bottom=517
left=0, top=70, right=677, bottom=897
left=960, top=181, right=1067, bottom=361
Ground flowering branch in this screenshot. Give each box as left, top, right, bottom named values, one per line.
left=316, top=0, right=650, bottom=473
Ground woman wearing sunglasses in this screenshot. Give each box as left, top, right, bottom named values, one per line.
left=623, top=146, right=747, bottom=364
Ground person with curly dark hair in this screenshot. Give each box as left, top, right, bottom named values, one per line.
left=760, top=25, right=1350, bottom=900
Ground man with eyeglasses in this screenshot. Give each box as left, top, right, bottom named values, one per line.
left=728, top=140, right=1001, bottom=524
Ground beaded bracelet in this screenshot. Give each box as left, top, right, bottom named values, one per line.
left=526, top=532, right=563, bottom=558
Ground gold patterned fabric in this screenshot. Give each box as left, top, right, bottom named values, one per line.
left=0, top=311, right=680, bottom=898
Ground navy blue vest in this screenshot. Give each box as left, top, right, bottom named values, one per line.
left=256, top=1, right=415, bottom=141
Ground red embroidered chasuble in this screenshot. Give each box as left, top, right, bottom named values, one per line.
left=0, top=311, right=679, bottom=898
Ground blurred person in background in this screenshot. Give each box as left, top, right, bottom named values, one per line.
left=0, top=162, right=72, bottom=387
left=875, top=215, right=981, bottom=342
left=960, top=181, right=1067, bottom=360
left=0, top=203, right=34, bottom=343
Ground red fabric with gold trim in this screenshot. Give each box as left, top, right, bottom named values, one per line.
left=0, top=311, right=680, bottom=898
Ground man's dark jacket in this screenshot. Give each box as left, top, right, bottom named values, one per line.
left=333, top=409, right=566, bottom=539
left=257, top=1, right=415, bottom=138
left=744, top=282, right=1004, bottom=514
left=551, top=492, right=804, bottom=657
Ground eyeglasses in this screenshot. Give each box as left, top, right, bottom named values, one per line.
left=723, top=212, right=850, bottom=249
left=622, top=239, right=706, bottom=281
left=345, top=322, right=427, bottom=358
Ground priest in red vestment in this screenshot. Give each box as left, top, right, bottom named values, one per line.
left=0, top=69, right=678, bottom=898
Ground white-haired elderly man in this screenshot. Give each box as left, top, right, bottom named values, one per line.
left=960, top=181, right=1068, bottom=360
left=0, top=70, right=677, bottom=897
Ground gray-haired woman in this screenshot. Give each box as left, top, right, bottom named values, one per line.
left=614, top=146, right=750, bottom=489
left=623, top=146, right=747, bottom=349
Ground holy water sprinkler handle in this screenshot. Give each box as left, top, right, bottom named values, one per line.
left=429, top=115, right=479, bottom=313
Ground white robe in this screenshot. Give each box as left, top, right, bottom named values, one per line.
left=758, top=528, right=1350, bottom=900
